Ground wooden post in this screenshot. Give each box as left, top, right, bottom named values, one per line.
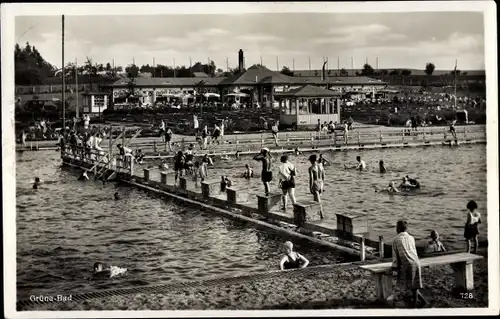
left=375, top=273, right=393, bottom=301
left=333, top=131, right=337, bottom=146
left=286, top=132, right=290, bottom=144
left=143, top=168, right=150, bottom=181
left=235, top=135, right=239, bottom=145
left=129, top=156, right=134, bottom=176
left=160, top=172, right=167, bottom=185
left=108, top=125, right=113, bottom=169
left=360, top=235, right=366, bottom=261
left=379, top=131, right=383, bottom=144
left=402, top=130, right=405, bottom=143
left=422, top=129, right=426, bottom=142
left=464, top=127, right=467, bottom=139
left=153, top=140, right=157, bottom=153
left=453, top=261, right=475, bottom=291
left=357, top=131, right=361, bottom=145
left=378, top=235, right=385, bottom=259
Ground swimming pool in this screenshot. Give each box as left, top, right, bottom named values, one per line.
left=16, top=150, right=353, bottom=301
left=145, top=144, right=488, bottom=250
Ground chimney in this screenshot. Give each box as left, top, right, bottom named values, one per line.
left=238, top=49, right=244, bottom=73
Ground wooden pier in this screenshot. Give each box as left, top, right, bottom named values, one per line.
left=60, top=145, right=391, bottom=261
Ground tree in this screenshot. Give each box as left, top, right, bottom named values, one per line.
left=339, top=68, right=349, bottom=76
left=425, top=63, right=435, bottom=76
left=361, top=63, right=375, bottom=76
left=280, top=66, right=294, bottom=76
left=84, top=57, right=98, bottom=90
left=126, top=75, right=136, bottom=98
left=125, top=64, right=139, bottom=78
left=450, top=69, right=461, bottom=76
left=401, top=69, right=412, bottom=76
left=389, top=69, right=400, bottom=76
left=15, top=42, right=56, bottom=85
left=105, top=63, right=112, bottom=71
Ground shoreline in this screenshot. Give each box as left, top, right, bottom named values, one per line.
left=17, top=251, right=488, bottom=311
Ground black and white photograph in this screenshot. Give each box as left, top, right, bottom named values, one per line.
left=2, top=1, right=498, bottom=317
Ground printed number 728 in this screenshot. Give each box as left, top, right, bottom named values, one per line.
left=460, top=292, right=474, bottom=299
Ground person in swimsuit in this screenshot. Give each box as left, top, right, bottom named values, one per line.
left=243, top=164, right=254, bottom=179
left=379, top=160, right=387, bottom=173
left=399, top=176, right=420, bottom=190
left=253, top=148, right=273, bottom=196
left=294, top=148, right=302, bottom=156
left=199, top=157, right=208, bottom=182
left=308, top=154, right=325, bottom=219
left=203, top=154, right=214, bottom=166
left=425, top=230, right=446, bottom=253
left=220, top=175, right=232, bottom=193
left=184, top=144, right=195, bottom=175
left=159, top=120, right=165, bottom=137
left=279, top=241, right=309, bottom=270
left=201, top=126, right=208, bottom=149
left=385, top=181, right=399, bottom=193
left=174, top=151, right=185, bottom=186
left=450, top=119, right=457, bottom=140
left=464, top=200, right=481, bottom=254
left=135, top=149, right=145, bottom=165
left=279, top=155, right=297, bottom=212
left=319, top=154, right=331, bottom=167
left=165, top=127, right=173, bottom=152
left=271, top=121, right=279, bottom=147
left=32, top=177, right=41, bottom=189
left=406, top=176, right=420, bottom=189
left=212, top=124, right=221, bottom=145
left=114, top=192, right=120, bottom=200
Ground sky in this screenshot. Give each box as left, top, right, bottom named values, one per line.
left=14, top=12, right=485, bottom=71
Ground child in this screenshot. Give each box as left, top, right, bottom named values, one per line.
left=379, top=160, right=387, bottom=173
left=193, top=162, right=201, bottom=187
left=135, top=149, right=145, bottom=164
left=464, top=200, right=481, bottom=253
left=425, top=230, right=446, bottom=253
left=220, top=175, right=232, bottom=193
left=243, top=164, right=254, bottom=179
left=32, top=177, right=41, bottom=189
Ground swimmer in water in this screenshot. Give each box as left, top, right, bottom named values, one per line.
left=399, top=176, right=420, bottom=190
left=235, top=150, right=241, bottom=159
left=294, top=148, right=302, bottom=156
left=319, top=154, right=331, bottom=167
left=386, top=181, right=399, bottom=193
left=379, top=160, right=387, bottom=173
left=344, top=155, right=366, bottom=171
left=32, top=177, right=41, bottom=189
left=135, top=149, right=145, bottom=164
left=114, top=192, right=120, bottom=200
left=220, top=153, right=231, bottom=161
left=279, top=241, right=309, bottom=270
left=88, top=262, right=111, bottom=280
left=203, top=154, right=214, bottom=166
left=243, top=164, right=254, bottom=179
left=78, top=170, right=89, bottom=181
left=220, top=175, right=232, bottom=193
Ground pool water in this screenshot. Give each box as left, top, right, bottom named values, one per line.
left=16, top=150, right=353, bottom=301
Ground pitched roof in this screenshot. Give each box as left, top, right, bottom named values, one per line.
left=294, top=76, right=386, bottom=85
left=108, top=77, right=224, bottom=87
left=219, top=64, right=294, bottom=85
left=275, top=85, right=343, bottom=97
left=193, top=72, right=209, bottom=78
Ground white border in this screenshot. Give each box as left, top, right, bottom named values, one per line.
left=2, top=2, right=498, bottom=318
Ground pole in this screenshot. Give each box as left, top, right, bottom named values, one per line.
left=308, top=56, right=311, bottom=71
left=276, top=56, right=279, bottom=71
left=62, top=15, right=66, bottom=130
left=173, top=58, right=176, bottom=78
left=376, top=57, right=379, bottom=71
left=337, top=56, right=340, bottom=74
left=454, top=59, right=458, bottom=109
left=226, top=57, right=229, bottom=72
left=133, top=57, right=135, bottom=66
left=260, top=56, right=263, bottom=66
left=112, top=58, right=115, bottom=77
left=351, top=57, right=354, bottom=76
left=75, top=57, right=79, bottom=118
left=293, top=58, right=295, bottom=72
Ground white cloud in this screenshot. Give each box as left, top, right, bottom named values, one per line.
left=237, top=34, right=283, bottom=42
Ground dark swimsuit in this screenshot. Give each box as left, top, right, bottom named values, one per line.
left=174, top=155, right=185, bottom=171
left=283, top=253, right=302, bottom=270
left=260, top=158, right=273, bottom=182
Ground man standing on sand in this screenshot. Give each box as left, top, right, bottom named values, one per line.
left=391, top=220, right=428, bottom=307
left=193, top=115, right=199, bottom=135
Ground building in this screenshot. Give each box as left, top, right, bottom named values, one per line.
left=104, top=64, right=387, bottom=108
left=81, top=92, right=109, bottom=115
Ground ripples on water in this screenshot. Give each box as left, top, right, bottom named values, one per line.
left=193, top=144, right=487, bottom=248
left=16, top=151, right=353, bottom=300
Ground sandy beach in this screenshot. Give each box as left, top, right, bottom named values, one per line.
left=18, top=250, right=488, bottom=311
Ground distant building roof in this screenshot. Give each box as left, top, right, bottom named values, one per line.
left=193, top=72, right=209, bottom=78
left=219, top=65, right=295, bottom=86
left=295, top=76, right=386, bottom=85
left=275, top=85, right=343, bottom=98
left=107, top=77, right=224, bottom=87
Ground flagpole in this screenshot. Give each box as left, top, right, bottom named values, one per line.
left=276, top=56, right=279, bottom=71
left=62, top=15, right=65, bottom=129
left=337, top=56, right=340, bottom=74
left=292, top=58, right=295, bottom=72
left=189, top=56, right=192, bottom=77
left=173, top=58, right=176, bottom=78
left=226, top=57, right=229, bottom=72
left=260, top=56, right=263, bottom=65
left=308, top=56, right=311, bottom=71
left=75, top=57, right=79, bottom=118
left=351, top=57, right=354, bottom=76
left=454, top=59, right=458, bottom=109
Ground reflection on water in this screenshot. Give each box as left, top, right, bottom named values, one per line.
left=16, top=151, right=353, bottom=300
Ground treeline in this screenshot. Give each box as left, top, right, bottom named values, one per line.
left=15, top=43, right=57, bottom=85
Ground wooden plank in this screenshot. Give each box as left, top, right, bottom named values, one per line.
left=360, top=252, right=483, bottom=273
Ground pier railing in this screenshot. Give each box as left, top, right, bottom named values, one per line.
left=60, top=145, right=133, bottom=176
left=123, top=125, right=486, bottom=155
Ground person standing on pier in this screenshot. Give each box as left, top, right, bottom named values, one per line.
left=450, top=119, right=457, bottom=141
left=117, top=144, right=134, bottom=169
left=308, top=154, right=325, bottom=219
left=202, top=125, right=208, bottom=150
left=343, top=121, right=349, bottom=145
left=391, top=220, right=428, bottom=307
left=253, top=148, right=273, bottom=196
left=174, top=151, right=185, bottom=186
left=159, top=120, right=165, bottom=138
left=279, top=155, right=297, bottom=212
left=165, top=126, right=173, bottom=152
left=220, top=119, right=226, bottom=144
left=464, top=200, right=481, bottom=254
left=212, top=124, right=221, bottom=145
left=271, top=121, right=279, bottom=147
left=193, top=115, right=199, bottom=135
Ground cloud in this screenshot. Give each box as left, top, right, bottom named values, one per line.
left=314, top=23, right=406, bottom=47
left=329, top=24, right=390, bottom=35
left=237, top=34, right=283, bottom=42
